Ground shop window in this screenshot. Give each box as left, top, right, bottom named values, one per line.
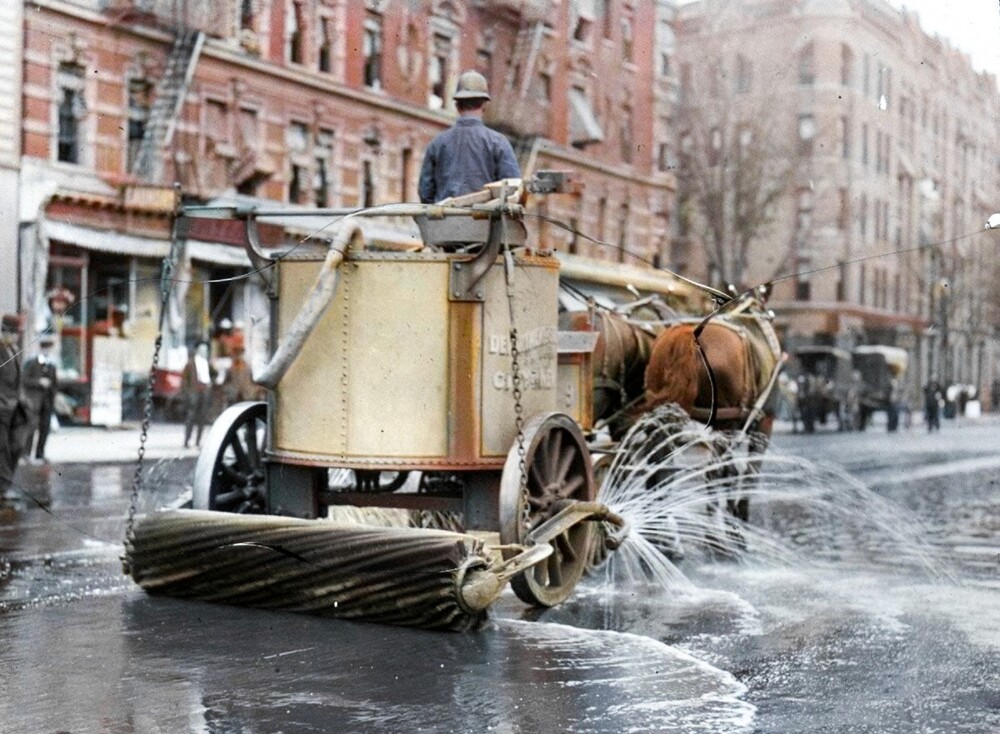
left=363, top=12, right=383, bottom=90
left=56, top=62, right=86, bottom=164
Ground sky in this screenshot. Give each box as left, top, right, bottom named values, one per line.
left=886, top=0, right=1000, bottom=77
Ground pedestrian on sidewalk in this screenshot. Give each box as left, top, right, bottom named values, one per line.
left=182, top=341, right=216, bottom=448
left=0, top=315, right=29, bottom=488
left=924, top=378, right=942, bottom=433
left=22, top=334, right=58, bottom=463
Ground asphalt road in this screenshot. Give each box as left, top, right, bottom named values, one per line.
left=1, top=419, right=998, bottom=733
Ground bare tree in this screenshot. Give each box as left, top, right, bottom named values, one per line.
left=675, top=96, right=798, bottom=289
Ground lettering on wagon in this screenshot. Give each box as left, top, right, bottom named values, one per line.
left=488, top=326, right=556, bottom=392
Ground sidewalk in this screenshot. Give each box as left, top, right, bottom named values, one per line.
left=41, top=422, right=201, bottom=464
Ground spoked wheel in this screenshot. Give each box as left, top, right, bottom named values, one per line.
left=500, top=412, right=595, bottom=607
left=193, top=401, right=268, bottom=513
left=353, top=470, right=409, bottom=492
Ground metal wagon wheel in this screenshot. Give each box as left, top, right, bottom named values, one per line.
left=193, top=401, right=268, bottom=513
left=500, top=412, right=596, bottom=608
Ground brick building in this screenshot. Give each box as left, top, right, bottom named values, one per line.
left=675, top=0, right=1000, bottom=405
left=8, top=0, right=677, bottom=422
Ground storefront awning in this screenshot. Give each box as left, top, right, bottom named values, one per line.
left=44, top=219, right=170, bottom=259
left=568, top=89, right=604, bottom=146
left=42, top=219, right=251, bottom=267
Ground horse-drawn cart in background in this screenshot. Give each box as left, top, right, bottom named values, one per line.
left=124, top=175, right=783, bottom=630
left=791, top=346, right=859, bottom=432
left=852, top=345, right=908, bottom=431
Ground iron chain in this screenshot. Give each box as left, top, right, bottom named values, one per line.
left=503, top=242, right=530, bottom=527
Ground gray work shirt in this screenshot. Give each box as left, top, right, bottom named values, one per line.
left=418, top=116, right=522, bottom=203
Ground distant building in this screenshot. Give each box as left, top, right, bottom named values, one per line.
left=8, top=0, right=677, bottom=422
left=675, top=0, right=1000, bottom=405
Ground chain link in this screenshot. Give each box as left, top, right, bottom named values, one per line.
left=503, top=242, right=530, bottom=529
left=122, top=231, right=179, bottom=571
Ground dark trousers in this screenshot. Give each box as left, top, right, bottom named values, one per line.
left=183, top=391, right=209, bottom=447
left=29, top=398, right=54, bottom=460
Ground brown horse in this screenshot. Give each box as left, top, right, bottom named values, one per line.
left=641, top=313, right=782, bottom=524
left=559, top=309, right=655, bottom=436
left=642, top=316, right=781, bottom=433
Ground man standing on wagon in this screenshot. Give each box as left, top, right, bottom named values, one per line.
left=418, top=71, right=521, bottom=204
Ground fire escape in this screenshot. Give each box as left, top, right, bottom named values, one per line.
left=130, top=29, right=205, bottom=183
left=484, top=2, right=549, bottom=174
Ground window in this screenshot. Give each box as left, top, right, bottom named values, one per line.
left=363, top=12, right=383, bottom=89
left=840, top=44, right=853, bottom=86
left=287, top=122, right=309, bottom=204
left=318, top=18, right=333, bottom=72
left=798, top=42, right=815, bottom=85
left=679, top=63, right=692, bottom=100
left=362, top=160, right=375, bottom=207
left=737, top=124, right=753, bottom=150
left=797, top=113, right=816, bottom=156
left=617, top=203, right=629, bottom=262
left=286, top=1, right=304, bottom=64
left=862, top=53, right=870, bottom=97
left=859, top=194, right=868, bottom=237
left=796, top=280, right=811, bottom=301
left=400, top=147, right=412, bottom=203
left=839, top=115, right=850, bottom=159
left=429, top=33, right=452, bottom=110
left=239, top=0, right=255, bottom=30
left=56, top=62, right=86, bottom=164
left=620, top=105, right=634, bottom=163
left=314, top=128, right=334, bottom=206
left=126, top=77, right=151, bottom=171
left=621, top=14, right=634, bottom=62
left=837, top=187, right=849, bottom=230
left=861, top=123, right=869, bottom=166
left=708, top=126, right=722, bottom=166
left=796, top=187, right=813, bottom=232
left=572, top=0, right=595, bottom=43
left=736, top=54, right=751, bottom=94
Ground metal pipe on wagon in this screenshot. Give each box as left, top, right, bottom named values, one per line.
left=254, top=221, right=362, bottom=389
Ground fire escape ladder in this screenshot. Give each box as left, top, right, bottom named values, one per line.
left=505, top=20, right=545, bottom=98
left=132, top=29, right=205, bottom=182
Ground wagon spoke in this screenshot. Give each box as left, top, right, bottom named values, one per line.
left=558, top=474, right=585, bottom=499
left=547, top=551, right=563, bottom=587
left=554, top=446, right=575, bottom=485
left=557, top=532, right=577, bottom=562
left=214, top=488, right=244, bottom=510
left=230, top=433, right=251, bottom=473
left=221, top=464, right=248, bottom=486
left=244, top=420, right=261, bottom=467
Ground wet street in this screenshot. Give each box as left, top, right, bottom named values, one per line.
left=1, top=420, right=999, bottom=733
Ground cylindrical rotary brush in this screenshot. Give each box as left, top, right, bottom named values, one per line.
left=125, top=509, right=514, bottom=632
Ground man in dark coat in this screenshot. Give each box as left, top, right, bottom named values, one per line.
left=924, top=378, right=942, bottom=433
left=23, top=335, right=58, bottom=462
left=0, top=315, right=28, bottom=486
left=418, top=70, right=521, bottom=204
